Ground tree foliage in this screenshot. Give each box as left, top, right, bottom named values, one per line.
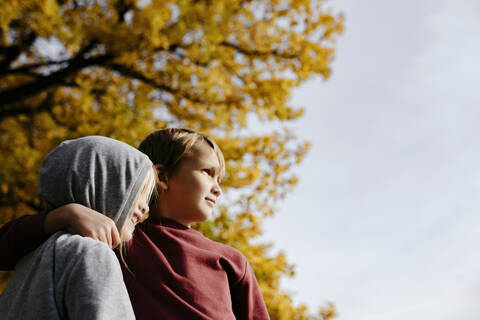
left=0, top=0, right=343, bottom=318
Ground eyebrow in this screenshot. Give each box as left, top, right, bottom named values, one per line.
left=200, top=163, right=222, bottom=177
left=196, top=158, right=219, bottom=168
left=203, top=163, right=219, bottom=168
left=205, top=165, right=221, bottom=174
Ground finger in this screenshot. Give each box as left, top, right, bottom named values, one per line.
left=106, top=234, right=114, bottom=249
left=94, top=229, right=112, bottom=249
left=103, top=229, right=114, bottom=249
left=111, top=225, right=121, bottom=249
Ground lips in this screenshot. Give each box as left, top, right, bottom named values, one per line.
left=205, top=197, right=216, bottom=206
left=132, top=211, right=143, bottom=224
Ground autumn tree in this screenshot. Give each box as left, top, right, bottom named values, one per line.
left=0, top=0, right=343, bottom=318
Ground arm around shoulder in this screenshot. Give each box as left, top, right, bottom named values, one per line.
left=0, top=211, right=50, bottom=270
left=0, top=204, right=121, bottom=270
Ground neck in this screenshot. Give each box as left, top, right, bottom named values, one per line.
left=152, top=200, right=193, bottom=227
left=151, top=208, right=191, bottom=228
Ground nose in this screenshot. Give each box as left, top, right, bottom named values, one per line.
left=132, top=210, right=142, bottom=223
left=139, top=202, right=149, bottom=215
left=134, top=202, right=149, bottom=222
left=211, top=183, right=222, bottom=198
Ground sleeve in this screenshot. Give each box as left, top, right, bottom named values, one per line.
left=54, top=235, right=135, bottom=320
left=0, top=211, right=50, bottom=270
left=231, top=260, right=270, bottom=320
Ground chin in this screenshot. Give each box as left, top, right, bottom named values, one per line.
left=201, top=211, right=213, bottom=221
left=192, top=211, right=211, bottom=223
left=121, top=225, right=134, bottom=242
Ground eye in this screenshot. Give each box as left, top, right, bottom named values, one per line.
left=202, top=168, right=213, bottom=175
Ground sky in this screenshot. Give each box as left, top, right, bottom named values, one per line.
left=260, top=0, right=480, bottom=319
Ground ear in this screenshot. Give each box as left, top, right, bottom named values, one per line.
left=154, top=163, right=168, bottom=192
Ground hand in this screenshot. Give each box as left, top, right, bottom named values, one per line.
left=44, top=203, right=121, bottom=249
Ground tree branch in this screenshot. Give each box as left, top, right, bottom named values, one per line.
left=0, top=31, right=37, bottom=72
left=154, top=43, right=181, bottom=53
left=114, top=0, right=133, bottom=23
left=0, top=40, right=112, bottom=109
left=0, top=92, right=54, bottom=121
left=105, top=62, right=242, bottom=106
left=104, top=62, right=211, bottom=104
left=220, top=41, right=297, bottom=59
left=0, top=58, right=73, bottom=77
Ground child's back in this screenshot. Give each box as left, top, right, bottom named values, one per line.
left=126, top=128, right=269, bottom=319
left=121, top=217, right=268, bottom=319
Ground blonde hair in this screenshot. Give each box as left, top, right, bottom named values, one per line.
left=118, top=165, right=157, bottom=266
left=138, top=128, right=225, bottom=184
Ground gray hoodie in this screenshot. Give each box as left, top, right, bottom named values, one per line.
left=0, top=136, right=153, bottom=319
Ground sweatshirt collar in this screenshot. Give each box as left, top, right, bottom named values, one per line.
left=146, top=216, right=191, bottom=230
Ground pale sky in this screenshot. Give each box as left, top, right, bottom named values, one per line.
left=261, top=1, right=480, bottom=319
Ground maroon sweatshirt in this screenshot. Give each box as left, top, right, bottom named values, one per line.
left=0, top=213, right=270, bottom=320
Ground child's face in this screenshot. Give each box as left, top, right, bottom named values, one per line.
left=158, top=141, right=222, bottom=226
left=122, top=196, right=149, bottom=241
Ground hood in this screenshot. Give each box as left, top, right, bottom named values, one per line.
left=38, top=136, right=153, bottom=230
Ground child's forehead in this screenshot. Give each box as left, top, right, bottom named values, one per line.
left=185, top=142, right=220, bottom=166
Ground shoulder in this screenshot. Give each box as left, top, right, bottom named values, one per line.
left=195, top=230, right=247, bottom=262
left=52, top=232, right=117, bottom=262
left=191, top=230, right=249, bottom=281
left=54, top=232, right=110, bottom=250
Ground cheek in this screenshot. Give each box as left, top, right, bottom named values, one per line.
left=167, top=173, right=210, bottom=209
left=122, top=230, right=133, bottom=242
left=120, top=221, right=133, bottom=241
left=173, top=173, right=204, bottom=193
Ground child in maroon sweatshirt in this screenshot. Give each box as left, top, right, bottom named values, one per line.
left=0, top=128, right=270, bottom=320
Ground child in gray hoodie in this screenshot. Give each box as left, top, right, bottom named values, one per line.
left=0, top=136, right=156, bottom=320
